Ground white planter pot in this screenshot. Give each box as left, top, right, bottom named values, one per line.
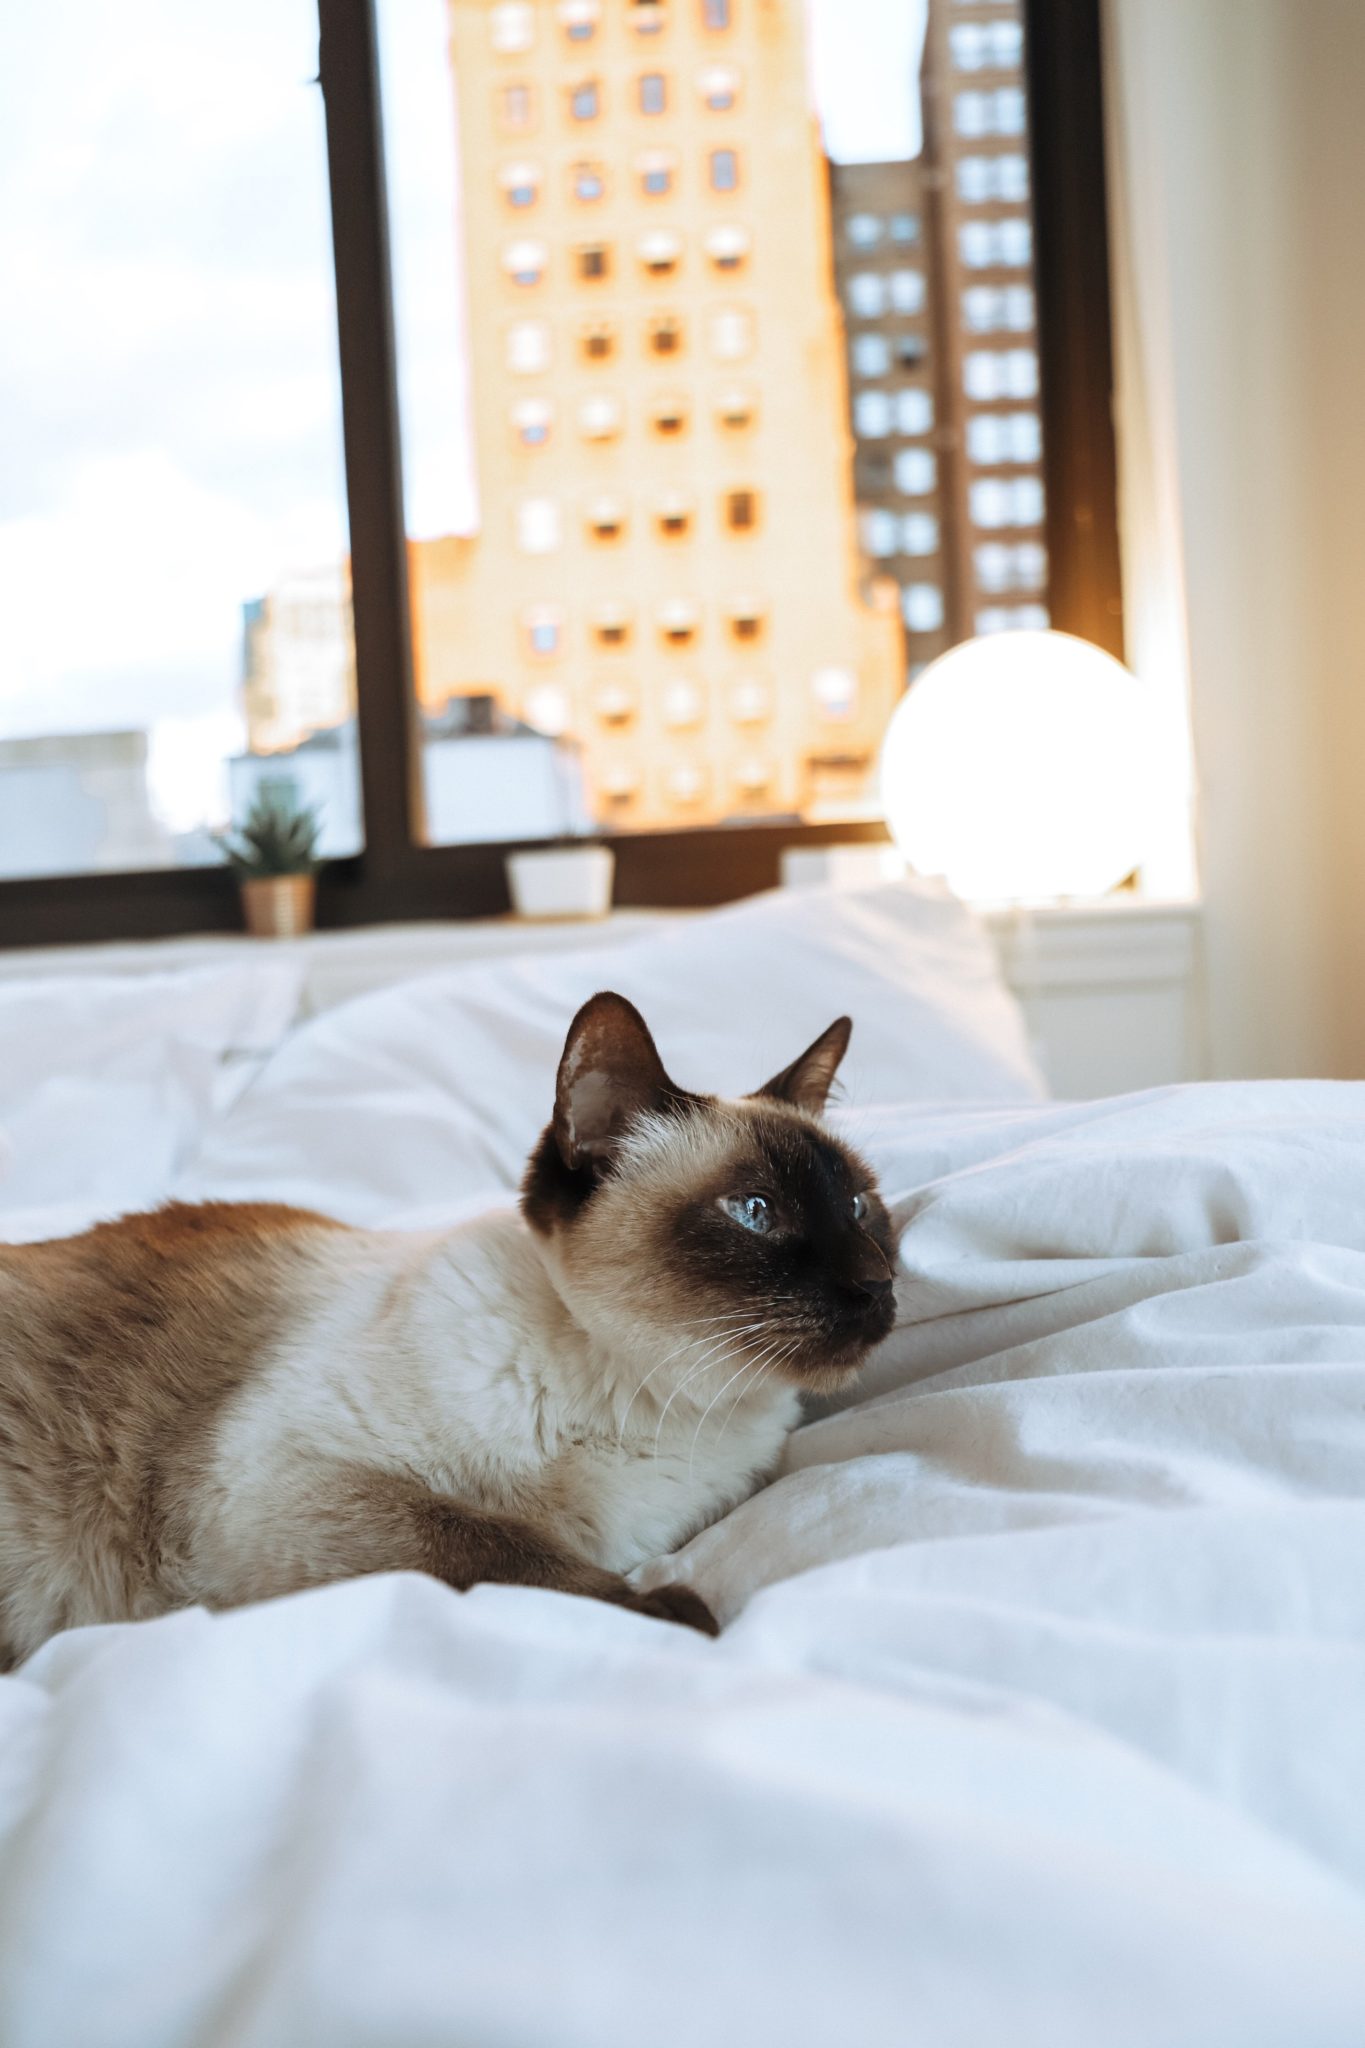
left=505, top=845, right=615, bottom=921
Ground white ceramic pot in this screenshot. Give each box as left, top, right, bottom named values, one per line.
left=505, top=845, right=615, bottom=921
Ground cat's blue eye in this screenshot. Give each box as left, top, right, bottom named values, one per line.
left=723, top=1193, right=772, bottom=1235
left=851, top=1192, right=869, bottom=1222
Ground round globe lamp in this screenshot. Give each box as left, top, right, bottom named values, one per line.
left=879, top=630, right=1153, bottom=903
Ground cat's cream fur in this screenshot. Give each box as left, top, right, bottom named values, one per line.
left=0, top=994, right=896, bottom=1665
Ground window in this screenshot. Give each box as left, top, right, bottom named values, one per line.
left=853, top=392, right=893, bottom=439
left=950, top=19, right=1025, bottom=71
left=655, top=495, right=693, bottom=538
left=970, top=476, right=1046, bottom=528
left=572, top=160, right=606, bottom=202
left=639, top=229, right=682, bottom=275
left=578, top=394, right=622, bottom=440
left=705, top=225, right=750, bottom=272
left=517, top=498, right=562, bottom=553
left=709, top=309, right=751, bottom=359
left=967, top=410, right=1042, bottom=463
left=638, top=151, right=675, bottom=197
left=593, top=605, right=632, bottom=646
left=731, top=678, right=770, bottom=724
left=964, top=347, right=1039, bottom=400
left=576, top=241, right=611, bottom=281
left=631, top=0, right=667, bottom=31
left=727, top=599, right=766, bottom=641
left=958, top=153, right=1029, bottom=204
left=975, top=541, right=1048, bottom=594
left=501, top=83, right=533, bottom=130
left=709, top=148, right=739, bottom=192
left=658, top=599, right=699, bottom=644
left=902, top=584, right=945, bottom=633
left=894, top=448, right=937, bottom=495
left=523, top=606, right=563, bottom=656
left=580, top=320, right=616, bottom=361
left=639, top=73, right=667, bottom=115
left=847, top=213, right=881, bottom=249
left=663, top=681, right=704, bottom=729
left=894, top=333, right=928, bottom=369
left=559, top=0, right=601, bottom=41
left=962, top=284, right=1036, bottom=333
left=977, top=604, right=1050, bottom=635
left=960, top=218, right=1033, bottom=269
left=667, top=763, right=708, bottom=806
left=491, top=4, right=535, bottom=52
left=595, top=682, right=636, bottom=726
left=847, top=272, right=886, bottom=318
left=502, top=238, right=547, bottom=287
left=811, top=668, right=857, bottom=720
left=587, top=497, right=627, bottom=541
left=861, top=508, right=899, bottom=558
left=852, top=334, right=890, bottom=378
left=895, top=388, right=934, bottom=434
left=499, top=161, right=540, bottom=209
left=954, top=86, right=1027, bottom=137
left=901, top=512, right=940, bottom=556
left=507, top=321, right=551, bottom=373
left=725, top=489, right=759, bottom=531
left=703, top=0, right=732, bottom=26
left=716, top=388, right=756, bottom=429
left=889, top=213, right=919, bottom=244
left=888, top=269, right=925, bottom=314
left=699, top=65, right=739, bottom=111
left=512, top=399, right=553, bottom=448
left=570, top=79, right=601, bottom=120
left=649, top=313, right=684, bottom=355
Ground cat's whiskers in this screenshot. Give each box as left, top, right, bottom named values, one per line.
left=684, top=1328, right=800, bottom=1484
left=617, top=1318, right=769, bottom=1446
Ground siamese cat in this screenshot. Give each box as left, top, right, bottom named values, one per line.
left=0, top=992, right=897, bottom=1666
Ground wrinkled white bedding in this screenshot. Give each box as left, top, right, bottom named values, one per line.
left=0, top=932, right=1363, bottom=2044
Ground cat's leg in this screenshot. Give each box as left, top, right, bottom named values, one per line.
left=205, top=1464, right=719, bottom=1636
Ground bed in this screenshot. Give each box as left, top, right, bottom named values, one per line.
left=0, top=879, right=1361, bottom=2047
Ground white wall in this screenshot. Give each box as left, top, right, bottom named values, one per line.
left=1105, top=0, right=1365, bottom=1078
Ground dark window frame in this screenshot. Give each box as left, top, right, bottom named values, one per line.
left=0, top=0, right=1121, bottom=951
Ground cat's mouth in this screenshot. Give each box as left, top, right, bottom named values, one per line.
left=748, top=1291, right=896, bottom=1384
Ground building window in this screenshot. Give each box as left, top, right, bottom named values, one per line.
left=506, top=320, right=551, bottom=373
left=950, top=19, right=1025, bottom=71
left=501, top=83, right=533, bottom=130
left=852, top=334, right=890, bottom=378
left=811, top=667, right=857, bottom=720
left=853, top=391, right=892, bottom=439
left=699, top=64, right=739, bottom=111
left=962, top=284, right=1036, bottom=334
left=894, top=333, right=927, bottom=369
left=648, top=313, right=684, bottom=355
left=954, top=86, right=1027, bottom=138
left=725, top=488, right=758, bottom=531
left=902, top=511, right=940, bottom=556
left=730, top=678, right=770, bottom=724
left=726, top=598, right=765, bottom=640
left=579, top=320, right=615, bottom=361
left=656, top=494, right=693, bottom=538
left=523, top=605, right=563, bottom=656
left=667, top=763, right=708, bottom=806
left=709, top=147, right=739, bottom=192
left=846, top=213, right=881, bottom=249
left=888, top=269, right=925, bottom=314
left=570, top=79, right=601, bottom=121
left=517, top=497, right=561, bottom=553
left=889, top=212, right=919, bottom=244
left=651, top=395, right=688, bottom=436
left=658, top=599, right=699, bottom=644
left=511, top=398, right=553, bottom=447
left=709, top=307, right=751, bottom=359
left=895, top=387, right=933, bottom=435
left=705, top=224, right=750, bottom=272
left=576, top=241, right=611, bottom=281
left=595, top=682, right=636, bottom=726
left=593, top=604, right=632, bottom=646
left=637, top=150, right=675, bottom=196
left=902, top=583, right=945, bottom=633
left=572, top=160, right=606, bottom=202
left=639, top=72, right=667, bottom=115
left=860, top=507, right=898, bottom=559
left=578, top=394, right=622, bottom=440
left=502, top=238, right=547, bottom=287
left=734, top=759, right=773, bottom=800
left=977, top=604, right=1050, bottom=635
left=970, top=476, right=1046, bottom=528
left=639, top=229, right=682, bottom=275
left=894, top=448, right=937, bottom=496
left=958, top=153, right=1030, bottom=205
left=960, top=218, right=1033, bottom=270
left=491, top=4, right=536, bottom=53
left=967, top=409, right=1042, bottom=463
left=663, top=680, right=705, bottom=729
left=499, top=161, right=540, bottom=209
left=702, top=0, right=732, bottom=29
left=559, top=0, right=601, bottom=41
left=964, top=347, right=1039, bottom=401
left=600, top=761, right=642, bottom=805
left=630, top=0, right=667, bottom=31
left=847, top=272, right=885, bottom=318
left=587, top=496, right=627, bottom=541
left=716, top=387, right=755, bottom=428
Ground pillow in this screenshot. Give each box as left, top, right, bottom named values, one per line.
left=0, top=960, right=304, bottom=1242
left=180, top=881, right=1043, bottom=1226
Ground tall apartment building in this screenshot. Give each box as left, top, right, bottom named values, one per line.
left=830, top=0, right=1048, bottom=677
left=409, top=0, right=904, bottom=833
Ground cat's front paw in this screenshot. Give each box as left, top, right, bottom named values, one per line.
left=626, top=1582, right=720, bottom=1636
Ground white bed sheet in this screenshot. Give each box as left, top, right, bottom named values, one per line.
left=1, top=1070, right=1364, bottom=2043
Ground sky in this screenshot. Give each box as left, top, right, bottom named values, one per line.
left=0, top=0, right=925, bottom=836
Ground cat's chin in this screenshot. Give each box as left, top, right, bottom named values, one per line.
left=786, top=1348, right=874, bottom=1398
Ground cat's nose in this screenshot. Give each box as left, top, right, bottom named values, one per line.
left=842, top=1238, right=894, bottom=1299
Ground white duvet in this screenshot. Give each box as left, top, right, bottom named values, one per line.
left=0, top=944, right=1363, bottom=2042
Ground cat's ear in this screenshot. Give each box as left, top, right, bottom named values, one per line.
left=754, top=1016, right=852, bottom=1115
left=553, top=992, right=677, bottom=1171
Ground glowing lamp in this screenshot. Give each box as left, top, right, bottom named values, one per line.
left=879, top=630, right=1154, bottom=903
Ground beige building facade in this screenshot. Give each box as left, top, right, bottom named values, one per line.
left=411, top=0, right=904, bottom=834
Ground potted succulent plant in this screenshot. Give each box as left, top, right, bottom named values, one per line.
left=217, top=790, right=323, bottom=939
